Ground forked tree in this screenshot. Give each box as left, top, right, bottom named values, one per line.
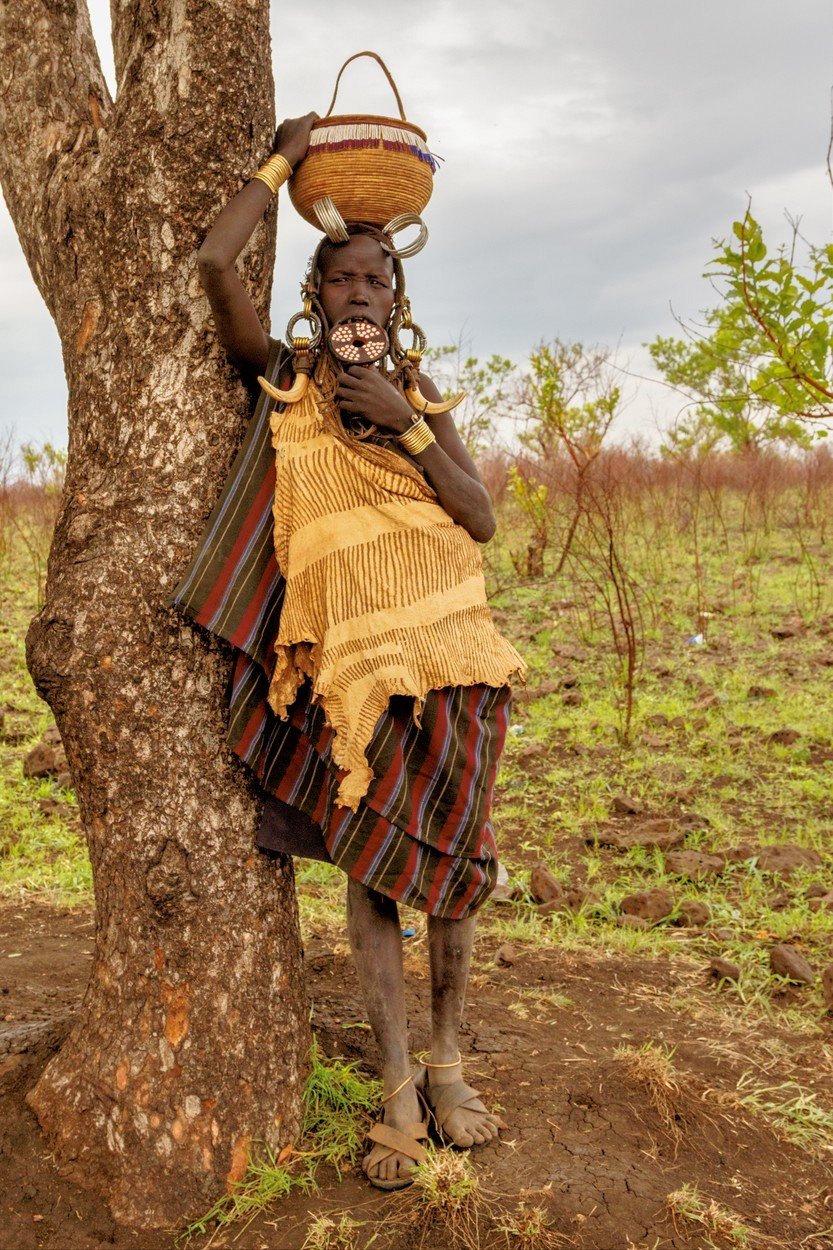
left=0, top=0, right=308, bottom=1228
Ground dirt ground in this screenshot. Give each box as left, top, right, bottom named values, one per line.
left=1, top=900, right=832, bottom=1250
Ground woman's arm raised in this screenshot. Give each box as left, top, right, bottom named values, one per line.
left=196, top=113, right=319, bottom=380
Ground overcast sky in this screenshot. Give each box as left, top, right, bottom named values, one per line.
left=2, top=0, right=831, bottom=450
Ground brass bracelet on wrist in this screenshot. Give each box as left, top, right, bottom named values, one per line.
left=397, top=413, right=436, bottom=456
left=251, top=153, right=293, bottom=196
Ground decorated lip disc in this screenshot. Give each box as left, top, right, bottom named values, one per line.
left=328, top=316, right=389, bottom=365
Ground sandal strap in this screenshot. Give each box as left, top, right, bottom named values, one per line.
left=428, top=1079, right=483, bottom=1128
left=367, top=1121, right=428, bottom=1164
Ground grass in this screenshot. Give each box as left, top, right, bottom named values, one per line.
left=302, top=1213, right=372, bottom=1250
left=0, top=542, right=90, bottom=902
left=301, top=1035, right=381, bottom=1177
left=729, top=1073, right=833, bottom=1158
left=178, top=1037, right=381, bottom=1243
left=3, top=478, right=833, bottom=1236
left=665, top=1182, right=757, bottom=1248
left=495, top=1198, right=570, bottom=1249
left=610, top=1041, right=684, bottom=1143
left=403, top=1149, right=489, bottom=1250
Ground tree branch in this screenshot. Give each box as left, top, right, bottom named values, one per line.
left=0, top=0, right=111, bottom=312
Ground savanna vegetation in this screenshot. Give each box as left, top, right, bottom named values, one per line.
left=2, top=210, right=832, bottom=1249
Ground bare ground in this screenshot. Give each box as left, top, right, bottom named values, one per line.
left=1, top=899, right=832, bottom=1250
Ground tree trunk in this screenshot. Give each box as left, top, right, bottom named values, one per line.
left=0, top=0, right=309, bottom=1228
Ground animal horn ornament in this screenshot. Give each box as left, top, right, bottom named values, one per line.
left=390, top=305, right=466, bottom=415
left=257, top=307, right=323, bottom=405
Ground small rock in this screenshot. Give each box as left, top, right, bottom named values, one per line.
left=677, top=899, right=710, bottom=928
left=537, top=898, right=565, bottom=917
left=55, top=771, right=73, bottom=789
left=518, top=742, right=546, bottom=764
left=37, top=798, right=72, bottom=819
left=494, top=943, right=516, bottom=967
left=724, top=843, right=759, bottom=863
left=747, top=685, right=776, bottom=699
left=617, top=914, right=650, bottom=930
left=805, top=883, right=828, bottom=900
left=808, top=890, right=833, bottom=914
left=562, top=690, right=583, bottom=707
left=768, top=890, right=792, bottom=911
left=620, top=888, right=674, bottom=923
left=665, top=850, right=725, bottom=878
left=677, top=811, right=711, bottom=829
left=767, top=728, right=800, bottom=746
left=770, top=622, right=801, bottom=639
left=564, top=887, right=594, bottom=911
left=43, top=724, right=63, bottom=745
left=822, top=965, right=833, bottom=1012
left=22, top=742, right=65, bottom=779
left=710, top=928, right=735, bottom=941
left=490, top=862, right=515, bottom=903
left=757, top=844, right=823, bottom=875
left=694, top=690, right=720, bottom=710
left=646, top=712, right=669, bottom=727
left=769, top=943, right=815, bottom=985
left=559, top=674, right=580, bottom=690
left=529, top=864, right=564, bottom=906
left=612, top=794, right=642, bottom=816
left=708, top=957, right=741, bottom=983
left=591, top=821, right=686, bottom=852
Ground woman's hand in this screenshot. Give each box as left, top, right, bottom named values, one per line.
left=272, top=112, right=319, bottom=168
left=335, top=367, right=415, bottom=433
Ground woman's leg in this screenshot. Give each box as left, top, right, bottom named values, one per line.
left=426, top=912, right=501, bottom=1147
left=346, top=877, right=423, bottom=1183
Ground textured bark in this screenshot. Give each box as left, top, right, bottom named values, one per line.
left=0, top=0, right=309, bottom=1229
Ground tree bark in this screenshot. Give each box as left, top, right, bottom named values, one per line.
left=0, top=0, right=309, bottom=1229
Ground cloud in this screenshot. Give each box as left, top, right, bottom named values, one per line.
left=1, top=0, right=831, bottom=447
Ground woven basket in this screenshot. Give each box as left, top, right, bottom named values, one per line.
left=289, top=51, right=435, bottom=233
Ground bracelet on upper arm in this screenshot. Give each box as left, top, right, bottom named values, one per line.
left=251, top=153, right=293, bottom=196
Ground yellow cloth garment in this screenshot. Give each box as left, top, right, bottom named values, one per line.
left=267, top=358, right=528, bottom=812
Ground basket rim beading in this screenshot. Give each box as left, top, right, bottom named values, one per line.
left=310, top=114, right=429, bottom=143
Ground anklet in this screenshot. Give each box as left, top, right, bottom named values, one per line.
left=380, top=1073, right=414, bottom=1103
left=415, top=1051, right=462, bottom=1068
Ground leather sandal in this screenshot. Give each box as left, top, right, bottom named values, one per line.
left=363, top=1071, right=431, bottom=1191
left=416, top=1054, right=507, bottom=1147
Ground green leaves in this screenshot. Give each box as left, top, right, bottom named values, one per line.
left=649, top=206, right=833, bottom=453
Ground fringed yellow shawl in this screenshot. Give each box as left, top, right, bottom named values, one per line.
left=267, top=359, right=527, bottom=811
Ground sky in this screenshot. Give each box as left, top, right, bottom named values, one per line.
left=1, top=0, right=832, bottom=451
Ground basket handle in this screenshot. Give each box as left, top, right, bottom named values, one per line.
left=323, top=51, right=407, bottom=121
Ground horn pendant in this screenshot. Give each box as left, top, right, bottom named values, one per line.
left=404, top=384, right=466, bottom=416
left=257, top=372, right=311, bottom=405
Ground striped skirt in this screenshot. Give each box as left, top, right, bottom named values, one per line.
left=229, top=646, right=512, bottom=919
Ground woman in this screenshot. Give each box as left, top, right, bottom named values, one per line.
left=168, top=113, right=526, bottom=1189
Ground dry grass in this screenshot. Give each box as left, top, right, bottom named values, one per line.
left=393, top=1148, right=493, bottom=1250
left=610, top=1041, right=686, bottom=1147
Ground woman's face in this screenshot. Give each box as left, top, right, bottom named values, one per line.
left=317, top=235, right=396, bottom=330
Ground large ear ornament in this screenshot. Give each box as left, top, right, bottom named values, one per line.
left=403, top=383, right=466, bottom=415
left=258, top=373, right=311, bottom=404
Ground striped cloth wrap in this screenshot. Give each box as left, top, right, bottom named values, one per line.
left=166, top=338, right=526, bottom=918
